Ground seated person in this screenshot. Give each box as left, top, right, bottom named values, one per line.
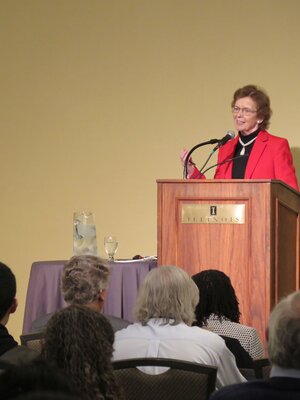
left=42, top=304, right=122, bottom=400
left=0, top=358, right=81, bottom=399
left=31, top=255, right=130, bottom=333
left=0, top=262, right=18, bottom=356
left=192, top=269, right=264, bottom=360
left=210, top=289, right=300, bottom=400
left=113, top=265, right=246, bottom=389
left=0, top=261, right=37, bottom=364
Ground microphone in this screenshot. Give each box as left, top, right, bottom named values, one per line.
left=183, top=138, right=219, bottom=179
left=183, top=131, right=235, bottom=179
left=213, top=130, right=235, bottom=151
left=198, top=131, right=236, bottom=174
left=201, top=153, right=248, bottom=175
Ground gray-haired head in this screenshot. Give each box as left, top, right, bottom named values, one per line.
left=61, top=255, right=110, bottom=305
left=134, top=265, right=199, bottom=326
left=267, top=290, right=300, bottom=369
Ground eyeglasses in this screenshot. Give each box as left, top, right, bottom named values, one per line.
left=232, top=106, right=257, bottom=116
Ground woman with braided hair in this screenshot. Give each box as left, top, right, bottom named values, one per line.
left=192, top=269, right=264, bottom=360
left=42, top=305, right=122, bottom=400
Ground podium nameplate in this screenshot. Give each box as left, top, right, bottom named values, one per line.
left=182, top=204, right=245, bottom=224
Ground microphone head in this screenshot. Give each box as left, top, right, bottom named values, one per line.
left=212, top=130, right=236, bottom=151
left=226, top=130, right=235, bottom=139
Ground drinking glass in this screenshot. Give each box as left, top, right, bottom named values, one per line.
left=104, top=235, right=118, bottom=261
left=73, top=211, right=98, bottom=256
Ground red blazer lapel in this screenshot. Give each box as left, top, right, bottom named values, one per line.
left=245, top=131, right=268, bottom=178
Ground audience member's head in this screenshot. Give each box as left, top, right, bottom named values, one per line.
left=0, top=358, right=80, bottom=399
left=61, top=255, right=110, bottom=311
left=42, top=305, right=121, bottom=400
left=268, top=290, right=300, bottom=369
left=0, top=262, right=17, bottom=325
left=192, top=269, right=240, bottom=327
left=134, top=265, right=199, bottom=326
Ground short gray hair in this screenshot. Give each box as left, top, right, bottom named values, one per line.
left=62, top=255, right=110, bottom=305
left=134, top=265, right=199, bottom=326
left=268, top=290, right=300, bottom=369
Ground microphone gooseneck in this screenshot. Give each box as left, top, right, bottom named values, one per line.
left=183, top=131, right=236, bottom=179
left=183, top=138, right=219, bottom=179
left=201, top=154, right=248, bottom=175
left=198, top=131, right=236, bottom=175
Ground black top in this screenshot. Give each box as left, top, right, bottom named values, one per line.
left=192, top=322, right=253, bottom=368
left=0, top=324, right=18, bottom=356
left=232, top=129, right=260, bottom=179
left=219, top=335, right=253, bottom=368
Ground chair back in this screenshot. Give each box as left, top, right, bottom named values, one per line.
left=20, top=332, right=44, bottom=353
left=239, top=358, right=270, bottom=380
left=113, top=357, right=217, bottom=400
left=253, top=358, right=271, bottom=379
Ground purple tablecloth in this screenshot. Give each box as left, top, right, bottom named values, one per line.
left=22, top=259, right=157, bottom=334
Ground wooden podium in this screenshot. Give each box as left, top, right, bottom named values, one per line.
left=157, top=179, right=300, bottom=345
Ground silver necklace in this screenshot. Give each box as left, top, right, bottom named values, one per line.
left=239, top=136, right=257, bottom=155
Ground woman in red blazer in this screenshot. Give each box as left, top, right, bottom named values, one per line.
left=182, top=85, right=299, bottom=191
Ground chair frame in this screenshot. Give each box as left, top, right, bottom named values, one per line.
left=253, top=358, right=270, bottom=379
left=113, top=357, right=217, bottom=399
left=239, top=358, right=270, bottom=380
left=20, top=331, right=45, bottom=348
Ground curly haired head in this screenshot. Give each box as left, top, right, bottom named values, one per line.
left=192, top=269, right=240, bottom=326
left=134, top=265, right=199, bottom=326
left=231, top=84, right=272, bottom=130
left=62, top=255, right=110, bottom=305
left=42, top=305, right=121, bottom=400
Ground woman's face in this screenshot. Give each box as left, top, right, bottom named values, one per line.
left=232, top=96, right=260, bottom=136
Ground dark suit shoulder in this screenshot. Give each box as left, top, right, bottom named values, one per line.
left=31, top=312, right=54, bottom=332
left=32, top=311, right=131, bottom=334
left=0, top=345, right=39, bottom=366
left=210, top=378, right=300, bottom=400
left=103, top=314, right=131, bottom=332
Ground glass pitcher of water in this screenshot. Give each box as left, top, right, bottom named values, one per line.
left=73, top=211, right=98, bottom=256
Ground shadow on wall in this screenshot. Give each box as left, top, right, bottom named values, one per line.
left=291, top=147, right=300, bottom=186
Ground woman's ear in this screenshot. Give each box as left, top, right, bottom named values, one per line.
left=99, top=289, right=107, bottom=303
left=10, top=298, right=18, bottom=314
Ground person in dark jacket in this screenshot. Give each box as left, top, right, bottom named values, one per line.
left=209, top=289, right=300, bottom=400
left=31, top=255, right=130, bottom=334
left=0, top=261, right=38, bottom=365
left=0, top=262, right=18, bottom=356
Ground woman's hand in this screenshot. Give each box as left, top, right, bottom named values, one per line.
left=180, top=148, right=196, bottom=177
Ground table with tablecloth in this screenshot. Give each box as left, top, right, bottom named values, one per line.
left=22, top=258, right=157, bottom=334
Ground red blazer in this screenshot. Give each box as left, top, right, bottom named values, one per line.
left=191, top=131, right=299, bottom=191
